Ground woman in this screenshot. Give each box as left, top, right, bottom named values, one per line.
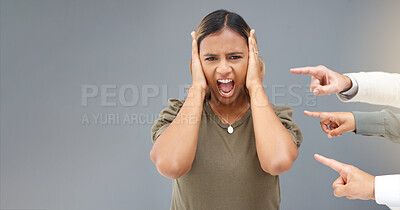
left=150, top=9, right=302, bottom=210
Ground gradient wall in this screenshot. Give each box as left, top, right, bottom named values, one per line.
left=1, top=0, right=399, bottom=209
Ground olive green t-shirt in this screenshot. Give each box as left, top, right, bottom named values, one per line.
left=151, top=98, right=302, bottom=210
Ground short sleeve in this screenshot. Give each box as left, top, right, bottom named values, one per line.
left=271, top=105, right=303, bottom=148
left=151, top=98, right=185, bottom=143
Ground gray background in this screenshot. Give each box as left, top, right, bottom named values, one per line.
left=1, top=0, right=399, bottom=209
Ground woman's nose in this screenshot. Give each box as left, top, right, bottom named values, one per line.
left=216, top=59, right=232, bottom=74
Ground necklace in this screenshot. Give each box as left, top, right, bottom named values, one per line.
left=209, top=101, right=250, bottom=134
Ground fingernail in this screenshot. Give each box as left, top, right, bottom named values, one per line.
left=328, top=134, right=332, bottom=138
left=313, top=89, right=319, bottom=95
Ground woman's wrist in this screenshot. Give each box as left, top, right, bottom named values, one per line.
left=247, top=83, right=264, bottom=96
left=188, top=86, right=206, bottom=100
left=248, top=84, right=271, bottom=107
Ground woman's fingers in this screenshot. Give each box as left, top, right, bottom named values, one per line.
left=191, top=31, right=203, bottom=72
left=247, top=30, right=257, bottom=73
left=191, top=31, right=199, bottom=62
left=250, top=29, right=258, bottom=54
left=190, top=31, right=207, bottom=92
left=191, top=31, right=195, bottom=40
left=248, top=29, right=258, bottom=55
left=248, top=32, right=254, bottom=55
left=246, top=29, right=262, bottom=91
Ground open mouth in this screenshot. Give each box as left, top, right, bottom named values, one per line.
left=217, top=78, right=235, bottom=97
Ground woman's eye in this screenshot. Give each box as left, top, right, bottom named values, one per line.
left=229, top=56, right=242, bottom=60
left=205, top=57, right=216, bottom=61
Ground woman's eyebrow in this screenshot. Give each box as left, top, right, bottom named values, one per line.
left=203, top=52, right=244, bottom=56
left=227, top=52, right=244, bottom=55
left=203, top=53, right=218, bottom=56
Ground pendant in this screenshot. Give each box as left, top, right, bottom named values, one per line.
left=227, top=125, right=234, bottom=134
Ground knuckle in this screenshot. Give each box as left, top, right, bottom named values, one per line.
left=333, top=190, right=339, bottom=197
left=350, top=166, right=359, bottom=174
left=333, top=189, right=342, bottom=197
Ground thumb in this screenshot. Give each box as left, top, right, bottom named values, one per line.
left=328, top=126, right=345, bottom=138
left=333, top=184, right=348, bottom=197
left=313, top=84, right=336, bottom=96
left=332, top=176, right=347, bottom=197
left=333, top=176, right=346, bottom=187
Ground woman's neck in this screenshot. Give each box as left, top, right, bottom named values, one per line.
left=209, top=92, right=250, bottom=124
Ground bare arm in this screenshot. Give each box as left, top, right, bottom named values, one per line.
left=150, top=88, right=205, bottom=179
left=249, top=86, right=298, bottom=175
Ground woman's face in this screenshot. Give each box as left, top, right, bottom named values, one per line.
left=199, top=27, right=249, bottom=104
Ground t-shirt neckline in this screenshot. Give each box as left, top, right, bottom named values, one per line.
left=203, top=98, right=251, bottom=130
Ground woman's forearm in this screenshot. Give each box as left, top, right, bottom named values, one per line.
left=249, top=85, right=298, bottom=175
left=150, top=87, right=205, bottom=179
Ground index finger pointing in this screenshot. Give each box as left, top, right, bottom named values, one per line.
left=290, top=67, right=321, bottom=77
left=304, top=111, right=331, bottom=119
left=314, top=154, right=348, bottom=176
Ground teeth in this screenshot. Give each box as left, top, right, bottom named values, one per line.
left=217, top=79, right=232, bottom=83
